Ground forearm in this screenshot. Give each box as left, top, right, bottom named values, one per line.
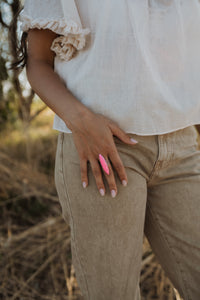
left=26, top=58, right=92, bottom=131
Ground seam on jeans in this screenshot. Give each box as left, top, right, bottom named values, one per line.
left=147, top=136, right=162, bottom=182
left=146, top=201, right=191, bottom=300
left=61, top=133, right=91, bottom=300
left=55, top=132, right=70, bottom=223
left=147, top=159, right=161, bottom=183
left=123, top=232, right=143, bottom=299
left=59, top=132, right=71, bottom=223
left=54, top=133, right=61, bottom=184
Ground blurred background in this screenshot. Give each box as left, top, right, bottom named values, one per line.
left=0, top=1, right=198, bottom=299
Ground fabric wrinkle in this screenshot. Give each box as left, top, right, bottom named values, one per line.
left=20, top=0, right=200, bottom=135
left=54, top=125, right=200, bottom=299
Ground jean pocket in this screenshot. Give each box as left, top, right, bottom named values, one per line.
left=188, top=126, right=199, bottom=148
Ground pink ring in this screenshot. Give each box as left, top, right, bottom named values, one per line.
left=98, top=154, right=110, bottom=175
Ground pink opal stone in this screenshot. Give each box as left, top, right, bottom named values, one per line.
left=98, top=154, right=109, bottom=175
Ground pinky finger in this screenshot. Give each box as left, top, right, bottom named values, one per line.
left=80, top=159, right=88, bottom=188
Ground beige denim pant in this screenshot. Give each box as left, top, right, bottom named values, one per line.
left=55, top=125, right=200, bottom=300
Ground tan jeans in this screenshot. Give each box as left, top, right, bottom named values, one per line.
left=55, top=125, right=200, bottom=300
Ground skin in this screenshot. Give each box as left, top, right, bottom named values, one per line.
left=26, top=28, right=138, bottom=198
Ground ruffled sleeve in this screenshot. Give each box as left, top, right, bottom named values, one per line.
left=19, top=0, right=91, bottom=61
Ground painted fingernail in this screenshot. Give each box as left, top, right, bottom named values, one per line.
left=122, top=180, right=127, bottom=186
left=82, top=181, right=87, bottom=188
left=111, top=190, right=116, bottom=198
left=99, top=188, right=105, bottom=196
left=130, top=138, right=138, bottom=144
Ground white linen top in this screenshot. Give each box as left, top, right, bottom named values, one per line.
left=19, top=0, right=200, bottom=135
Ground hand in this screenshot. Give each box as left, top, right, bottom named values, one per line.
left=70, top=111, right=138, bottom=198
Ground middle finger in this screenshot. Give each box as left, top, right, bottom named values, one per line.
left=99, top=155, right=118, bottom=198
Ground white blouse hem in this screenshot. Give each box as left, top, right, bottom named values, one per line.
left=52, top=120, right=200, bottom=136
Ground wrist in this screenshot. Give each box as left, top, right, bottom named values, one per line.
left=64, top=102, right=94, bottom=131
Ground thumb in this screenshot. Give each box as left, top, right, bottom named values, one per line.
left=108, top=122, right=138, bottom=145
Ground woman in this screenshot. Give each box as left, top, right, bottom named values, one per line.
left=14, top=0, right=200, bottom=299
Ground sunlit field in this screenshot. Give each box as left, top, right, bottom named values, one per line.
left=0, top=102, right=184, bottom=300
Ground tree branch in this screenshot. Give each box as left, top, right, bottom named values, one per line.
left=27, top=89, right=35, bottom=106
left=30, top=106, right=47, bottom=122
left=0, top=9, right=9, bottom=28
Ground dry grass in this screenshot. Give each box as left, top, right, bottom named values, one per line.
left=0, top=107, right=186, bottom=299
left=0, top=149, right=183, bottom=300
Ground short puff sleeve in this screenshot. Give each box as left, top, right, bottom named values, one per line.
left=19, top=0, right=90, bottom=61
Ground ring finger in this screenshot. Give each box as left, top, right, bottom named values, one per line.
left=98, top=155, right=118, bottom=198
left=89, top=158, right=106, bottom=196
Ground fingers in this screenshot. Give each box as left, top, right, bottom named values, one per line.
left=80, top=147, right=128, bottom=198
left=89, top=158, right=106, bottom=197
left=101, top=157, right=117, bottom=198
left=108, top=122, right=138, bottom=145
left=108, top=148, right=128, bottom=187
left=97, top=155, right=118, bottom=198
left=81, top=155, right=118, bottom=198
left=74, top=115, right=136, bottom=198
left=80, top=158, right=88, bottom=188
left=80, top=157, right=106, bottom=196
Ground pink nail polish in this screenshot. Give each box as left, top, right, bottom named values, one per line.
left=99, top=154, right=109, bottom=175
